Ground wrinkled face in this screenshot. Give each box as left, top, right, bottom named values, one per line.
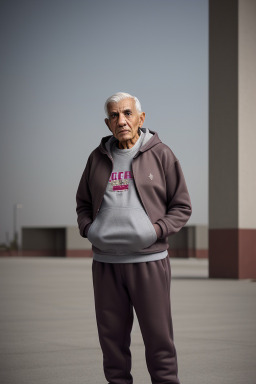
left=105, top=98, right=145, bottom=145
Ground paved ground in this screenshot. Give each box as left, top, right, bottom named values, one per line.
left=0, top=257, right=255, bottom=384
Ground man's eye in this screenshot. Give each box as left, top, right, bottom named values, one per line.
left=125, top=111, right=131, bottom=116
left=111, top=113, right=118, bottom=119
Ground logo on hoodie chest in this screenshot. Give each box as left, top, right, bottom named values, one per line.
left=108, top=171, right=134, bottom=192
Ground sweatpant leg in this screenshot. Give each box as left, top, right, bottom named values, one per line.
left=92, top=260, right=134, bottom=384
left=123, top=256, right=180, bottom=384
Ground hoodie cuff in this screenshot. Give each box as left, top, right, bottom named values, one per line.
left=155, top=220, right=168, bottom=239
left=83, top=223, right=92, bottom=237
left=153, top=223, right=163, bottom=239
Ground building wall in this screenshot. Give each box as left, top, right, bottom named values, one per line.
left=22, top=227, right=66, bottom=256
left=239, top=0, right=256, bottom=228
left=209, top=0, right=239, bottom=230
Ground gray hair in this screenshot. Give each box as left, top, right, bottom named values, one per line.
left=104, top=92, right=142, bottom=117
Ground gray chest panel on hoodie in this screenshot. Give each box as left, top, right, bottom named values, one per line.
left=101, top=130, right=145, bottom=211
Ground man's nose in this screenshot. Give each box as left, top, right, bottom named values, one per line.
left=118, top=114, right=126, bottom=126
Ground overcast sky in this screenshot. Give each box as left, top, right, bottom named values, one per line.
left=0, top=0, right=208, bottom=245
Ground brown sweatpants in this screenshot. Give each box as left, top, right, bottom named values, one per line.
left=92, top=256, right=180, bottom=384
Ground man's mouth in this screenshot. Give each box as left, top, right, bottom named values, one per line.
left=118, top=130, right=129, bottom=135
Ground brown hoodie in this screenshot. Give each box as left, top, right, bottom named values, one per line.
left=76, top=129, right=192, bottom=255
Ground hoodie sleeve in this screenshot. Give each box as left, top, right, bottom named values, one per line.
left=76, top=156, right=93, bottom=238
left=155, top=160, right=192, bottom=239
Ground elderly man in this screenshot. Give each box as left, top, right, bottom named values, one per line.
left=76, top=92, right=192, bottom=384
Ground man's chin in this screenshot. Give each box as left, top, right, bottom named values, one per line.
left=118, top=132, right=131, bottom=140
left=118, top=129, right=130, bottom=135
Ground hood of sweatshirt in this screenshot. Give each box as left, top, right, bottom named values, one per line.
left=98, top=128, right=162, bottom=157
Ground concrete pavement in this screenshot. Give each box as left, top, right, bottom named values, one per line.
left=0, top=257, right=255, bottom=384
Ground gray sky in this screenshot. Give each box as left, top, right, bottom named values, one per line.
left=0, top=0, right=208, bottom=244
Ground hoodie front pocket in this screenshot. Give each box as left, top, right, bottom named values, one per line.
left=87, top=207, right=157, bottom=253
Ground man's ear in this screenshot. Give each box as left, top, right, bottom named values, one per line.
left=105, top=118, right=111, bottom=132
left=139, top=112, right=145, bottom=127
